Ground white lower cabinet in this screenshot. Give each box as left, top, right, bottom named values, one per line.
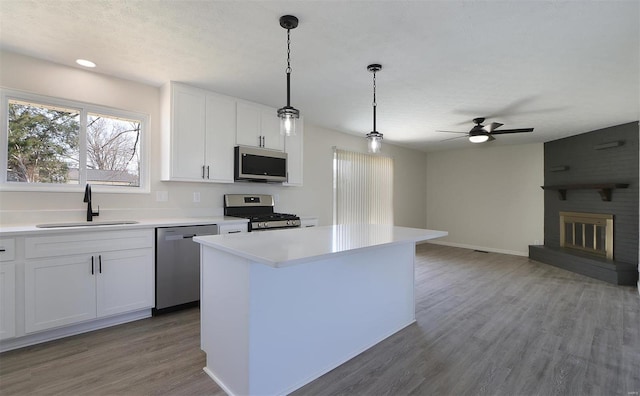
left=24, top=230, right=154, bottom=334
left=0, top=262, right=16, bottom=340
left=25, top=255, right=96, bottom=333
left=96, top=249, right=154, bottom=317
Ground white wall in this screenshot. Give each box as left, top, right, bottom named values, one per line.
left=425, top=143, right=544, bottom=256
left=0, top=51, right=427, bottom=228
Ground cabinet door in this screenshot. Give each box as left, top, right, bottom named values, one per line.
left=205, top=93, right=236, bottom=182
left=283, top=117, right=303, bottom=186
left=0, top=263, right=15, bottom=339
left=171, top=84, right=207, bottom=180
left=261, top=107, right=284, bottom=151
left=25, top=256, right=96, bottom=333
left=96, top=248, right=154, bottom=318
left=236, top=102, right=262, bottom=147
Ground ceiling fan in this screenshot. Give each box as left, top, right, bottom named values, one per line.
left=437, top=117, right=534, bottom=143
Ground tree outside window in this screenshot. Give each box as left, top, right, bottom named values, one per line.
left=6, top=99, right=142, bottom=188
left=7, top=100, right=79, bottom=183
left=86, top=113, right=140, bottom=187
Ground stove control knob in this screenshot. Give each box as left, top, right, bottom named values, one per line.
left=286, top=220, right=291, bottom=225
left=260, top=222, right=266, bottom=228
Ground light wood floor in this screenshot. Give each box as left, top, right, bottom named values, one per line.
left=1, top=244, right=639, bottom=395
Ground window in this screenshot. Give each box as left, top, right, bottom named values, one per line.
left=1, top=90, right=147, bottom=191
left=333, top=148, right=394, bottom=225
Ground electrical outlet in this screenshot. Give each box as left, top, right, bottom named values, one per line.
left=193, top=192, right=200, bottom=203
left=156, top=191, right=168, bottom=202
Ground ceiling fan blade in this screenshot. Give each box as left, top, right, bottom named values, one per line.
left=435, top=130, right=468, bottom=134
left=440, top=135, right=468, bottom=142
left=483, top=122, right=503, bottom=132
left=489, top=128, right=534, bottom=135
left=487, top=134, right=496, bottom=142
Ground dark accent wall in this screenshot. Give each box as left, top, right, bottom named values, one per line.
left=544, top=121, right=639, bottom=264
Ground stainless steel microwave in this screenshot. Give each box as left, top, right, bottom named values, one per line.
left=234, top=146, right=288, bottom=182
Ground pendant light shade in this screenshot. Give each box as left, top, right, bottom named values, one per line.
left=367, top=131, right=383, bottom=153
left=277, top=15, right=300, bottom=136
left=366, top=64, right=383, bottom=153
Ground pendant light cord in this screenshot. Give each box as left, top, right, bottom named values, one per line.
left=286, top=28, right=292, bottom=107
left=286, top=29, right=292, bottom=74
left=372, top=69, right=377, bottom=132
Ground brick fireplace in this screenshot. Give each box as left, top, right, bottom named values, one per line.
left=528, top=122, right=639, bottom=286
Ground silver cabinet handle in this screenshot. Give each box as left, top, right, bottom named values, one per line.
left=228, top=230, right=241, bottom=234
left=99, top=255, right=102, bottom=274
left=91, top=256, right=94, bottom=275
left=202, top=165, right=206, bottom=179
left=206, top=165, right=210, bottom=179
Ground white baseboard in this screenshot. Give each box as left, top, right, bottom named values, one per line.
left=0, top=309, right=152, bottom=352
left=425, top=240, right=529, bottom=257
left=203, top=367, right=238, bottom=396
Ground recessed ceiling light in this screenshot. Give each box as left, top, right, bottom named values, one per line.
left=76, top=59, right=96, bottom=68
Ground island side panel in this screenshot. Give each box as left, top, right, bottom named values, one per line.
left=200, top=246, right=250, bottom=396
left=247, top=242, right=416, bottom=395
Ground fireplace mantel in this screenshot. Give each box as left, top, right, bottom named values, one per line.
left=541, top=183, right=629, bottom=201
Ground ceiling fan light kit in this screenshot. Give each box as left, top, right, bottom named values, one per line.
left=277, top=15, right=300, bottom=137
left=469, top=134, right=489, bottom=143
left=437, top=116, right=534, bottom=144
left=366, top=63, right=383, bottom=153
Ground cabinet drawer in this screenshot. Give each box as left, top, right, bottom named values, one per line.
left=0, top=239, right=16, bottom=262
left=300, top=217, right=319, bottom=228
left=218, top=223, right=248, bottom=234
left=25, top=229, right=154, bottom=259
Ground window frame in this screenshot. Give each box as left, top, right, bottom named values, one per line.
left=0, top=89, right=150, bottom=193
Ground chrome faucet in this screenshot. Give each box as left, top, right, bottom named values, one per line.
left=83, top=183, right=100, bottom=222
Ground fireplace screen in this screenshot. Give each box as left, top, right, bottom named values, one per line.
left=559, top=212, right=613, bottom=259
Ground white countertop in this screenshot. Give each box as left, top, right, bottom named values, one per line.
left=0, top=216, right=248, bottom=236
left=194, top=224, right=447, bottom=268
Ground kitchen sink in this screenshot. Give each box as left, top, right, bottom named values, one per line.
left=36, top=220, right=139, bottom=228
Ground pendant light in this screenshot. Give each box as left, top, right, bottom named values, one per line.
left=277, top=15, right=300, bottom=136
left=366, top=64, right=383, bottom=153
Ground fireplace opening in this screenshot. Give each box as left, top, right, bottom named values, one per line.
left=559, top=212, right=613, bottom=259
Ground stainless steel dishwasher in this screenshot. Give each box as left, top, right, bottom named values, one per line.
left=154, top=224, right=218, bottom=314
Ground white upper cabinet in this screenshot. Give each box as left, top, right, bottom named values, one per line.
left=161, top=82, right=235, bottom=183
left=166, top=83, right=206, bottom=181
left=236, top=101, right=284, bottom=151
left=205, top=93, right=236, bottom=182
left=161, top=81, right=303, bottom=184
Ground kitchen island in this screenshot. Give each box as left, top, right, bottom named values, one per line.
left=194, top=224, right=447, bottom=396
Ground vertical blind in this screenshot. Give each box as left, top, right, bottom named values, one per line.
left=333, top=148, right=394, bottom=225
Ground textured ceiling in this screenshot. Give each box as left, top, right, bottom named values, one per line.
left=0, top=1, right=638, bottom=152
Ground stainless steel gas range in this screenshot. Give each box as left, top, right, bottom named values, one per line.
left=224, top=194, right=301, bottom=231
